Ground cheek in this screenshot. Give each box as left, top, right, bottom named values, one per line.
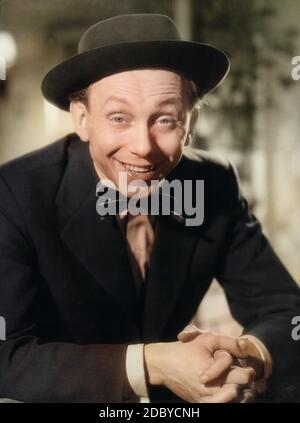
left=88, top=121, right=121, bottom=157
left=156, top=132, right=185, bottom=159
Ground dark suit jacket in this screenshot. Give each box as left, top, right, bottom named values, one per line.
left=0, top=133, right=299, bottom=403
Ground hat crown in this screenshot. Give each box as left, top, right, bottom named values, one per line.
left=78, top=14, right=181, bottom=53
left=42, top=13, right=230, bottom=111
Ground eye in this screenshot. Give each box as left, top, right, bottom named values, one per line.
left=110, top=115, right=126, bottom=124
left=156, top=117, right=177, bottom=128
left=159, top=118, right=173, bottom=124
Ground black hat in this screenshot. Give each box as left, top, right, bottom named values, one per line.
left=42, top=14, right=230, bottom=111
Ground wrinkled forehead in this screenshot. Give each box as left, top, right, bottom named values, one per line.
left=89, top=68, right=187, bottom=104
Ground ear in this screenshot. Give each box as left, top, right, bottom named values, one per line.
left=189, top=107, right=199, bottom=137
left=69, top=101, right=89, bottom=142
left=185, top=108, right=199, bottom=146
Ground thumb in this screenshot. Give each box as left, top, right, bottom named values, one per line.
left=177, top=324, right=204, bottom=342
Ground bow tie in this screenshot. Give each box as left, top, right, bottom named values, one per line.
left=95, top=181, right=185, bottom=224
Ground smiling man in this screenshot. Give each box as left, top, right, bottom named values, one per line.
left=71, top=69, right=192, bottom=195
left=0, top=14, right=299, bottom=404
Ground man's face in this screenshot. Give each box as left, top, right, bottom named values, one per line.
left=72, top=69, right=192, bottom=195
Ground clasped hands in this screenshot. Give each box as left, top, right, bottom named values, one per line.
left=145, top=324, right=264, bottom=403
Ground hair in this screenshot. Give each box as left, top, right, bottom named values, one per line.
left=182, top=78, right=203, bottom=112
left=69, top=87, right=90, bottom=107
left=68, top=74, right=203, bottom=112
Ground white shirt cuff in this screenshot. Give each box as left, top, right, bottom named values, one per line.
left=239, top=334, right=273, bottom=394
left=126, top=344, right=150, bottom=403
left=239, top=334, right=272, bottom=379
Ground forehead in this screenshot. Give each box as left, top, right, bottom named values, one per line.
left=89, top=69, right=185, bottom=103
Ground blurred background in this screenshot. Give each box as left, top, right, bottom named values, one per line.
left=0, top=0, right=300, bottom=335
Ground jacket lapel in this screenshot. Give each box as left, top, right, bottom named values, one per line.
left=55, top=136, right=140, bottom=328
left=142, top=154, right=218, bottom=342
left=142, top=216, right=200, bottom=342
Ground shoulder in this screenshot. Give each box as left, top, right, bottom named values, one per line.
left=182, top=147, right=234, bottom=173
left=181, top=147, right=239, bottom=187
left=178, top=147, right=241, bottom=211
left=0, top=133, right=80, bottom=220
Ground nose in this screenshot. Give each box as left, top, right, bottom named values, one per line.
left=128, top=122, right=155, bottom=158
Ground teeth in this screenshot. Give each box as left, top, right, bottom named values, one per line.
left=118, top=161, right=155, bottom=173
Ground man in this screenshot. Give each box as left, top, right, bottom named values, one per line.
left=0, top=14, right=299, bottom=403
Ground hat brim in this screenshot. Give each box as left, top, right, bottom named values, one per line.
left=41, top=40, right=230, bottom=111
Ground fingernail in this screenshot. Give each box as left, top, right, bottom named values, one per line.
left=238, top=339, right=248, bottom=355
left=185, top=325, right=199, bottom=333
left=178, top=325, right=199, bottom=337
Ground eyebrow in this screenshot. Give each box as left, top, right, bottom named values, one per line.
left=155, top=97, right=184, bottom=117
left=103, top=95, right=130, bottom=107
left=103, top=95, right=183, bottom=113
left=155, top=97, right=182, bottom=108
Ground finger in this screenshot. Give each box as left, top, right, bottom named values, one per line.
left=223, top=366, right=256, bottom=386
left=199, top=350, right=233, bottom=383
left=198, top=383, right=240, bottom=403
left=177, top=325, right=204, bottom=342
left=203, top=334, right=247, bottom=359
left=198, top=384, right=222, bottom=396
left=178, top=331, right=200, bottom=343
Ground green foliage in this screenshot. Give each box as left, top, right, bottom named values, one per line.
left=191, top=0, right=299, bottom=150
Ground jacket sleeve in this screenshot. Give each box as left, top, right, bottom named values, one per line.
left=0, top=175, right=137, bottom=403
left=216, top=163, right=300, bottom=402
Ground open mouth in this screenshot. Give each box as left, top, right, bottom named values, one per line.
left=114, top=158, right=158, bottom=174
